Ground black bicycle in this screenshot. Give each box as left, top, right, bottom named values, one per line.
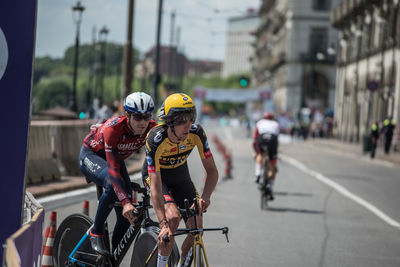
left=52, top=181, right=179, bottom=267
left=138, top=198, right=229, bottom=267
left=260, top=157, right=274, bottom=210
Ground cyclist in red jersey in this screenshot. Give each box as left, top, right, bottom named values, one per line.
left=78, top=92, right=157, bottom=254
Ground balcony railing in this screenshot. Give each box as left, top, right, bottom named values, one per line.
left=331, top=0, right=371, bottom=28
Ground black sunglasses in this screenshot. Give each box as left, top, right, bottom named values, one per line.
left=172, top=113, right=194, bottom=126
left=130, top=113, right=152, bottom=121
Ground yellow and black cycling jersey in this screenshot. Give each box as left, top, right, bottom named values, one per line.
left=145, top=124, right=213, bottom=173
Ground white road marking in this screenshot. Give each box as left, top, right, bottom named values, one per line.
left=281, top=154, right=400, bottom=229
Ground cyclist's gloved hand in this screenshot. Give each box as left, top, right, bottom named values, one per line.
left=122, top=202, right=138, bottom=225
left=198, top=198, right=210, bottom=214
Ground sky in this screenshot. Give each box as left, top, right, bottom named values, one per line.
left=35, top=0, right=260, bottom=61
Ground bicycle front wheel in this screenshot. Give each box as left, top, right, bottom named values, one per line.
left=195, top=245, right=206, bottom=267
left=53, top=213, right=95, bottom=267
left=130, top=230, right=179, bottom=267
left=260, top=191, right=268, bottom=210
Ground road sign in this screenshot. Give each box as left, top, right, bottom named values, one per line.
left=0, top=0, right=37, bottom=264
left=367, top=80, right=378, bottom=92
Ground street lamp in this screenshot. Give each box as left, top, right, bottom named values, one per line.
left=71, top=1, right=85, bottom=114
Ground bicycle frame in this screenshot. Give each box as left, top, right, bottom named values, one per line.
left=66, top=183, right=154, bottom=266
left=145, top=199, right=228, bottom=267
left=192, top=233, right=209, bottom=267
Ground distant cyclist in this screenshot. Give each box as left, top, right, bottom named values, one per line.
left=78, top=92, right=157, bottom=254
left=143, top=93, right=218, bottom=267
left=253, top=112, right=280, bottom=199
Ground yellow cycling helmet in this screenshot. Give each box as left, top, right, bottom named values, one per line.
left=159, top=93, right=196, bottom=125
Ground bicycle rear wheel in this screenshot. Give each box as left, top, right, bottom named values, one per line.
left=130, top=229, right=180, bottom=267
left=53, top=213, right=96, bottom=267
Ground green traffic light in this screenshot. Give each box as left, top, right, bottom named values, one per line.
left=240, top=79, right=248, bottom=87
left=79, top=112, right=86, bottom=119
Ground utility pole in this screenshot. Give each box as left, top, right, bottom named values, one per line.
left=168, top=10, right=176, bottom=83
left=176, top=26, right=183, bottom=90
left=122, top=0, right=135, bottom=98
left=87, top=26, right=96, bottom=107
left=153, top=0, right=164, bottom=107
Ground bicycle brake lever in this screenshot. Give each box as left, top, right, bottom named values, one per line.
left=223, top=227, right=229, bottom=243
left=132, top=210, right=140, bottom=224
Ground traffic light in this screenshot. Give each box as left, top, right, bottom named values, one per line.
left=239, top=76, right=250, bottom=88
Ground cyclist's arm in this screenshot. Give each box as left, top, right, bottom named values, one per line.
left=149, top=171, right=167, bottom=224
left=201, top=156, right=218, bottom=203
left=103, top=128, right=131, bottom=206
left=253, top=124, right=260, bottom=152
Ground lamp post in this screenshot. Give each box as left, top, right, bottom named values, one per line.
left=153, top=0, right=164, bottom=108
left=71, top=1, right=85, bottom=114
left=99, top=25, right=109, bottom=104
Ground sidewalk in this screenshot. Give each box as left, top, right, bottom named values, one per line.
left=304, top=138, right=400, bottom=166
left=26, top=151, right=145, bottom=198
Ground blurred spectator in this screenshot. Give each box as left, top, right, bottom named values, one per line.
left=382, top=117, right=396, bottom=154
left=95, top=104, right=113, bottom=123
left=370, top=121, right=380, bottom=159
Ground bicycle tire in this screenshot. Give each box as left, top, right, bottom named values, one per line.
left=260, top=191, right=268, bottom=210
left=130, top=229, right=180, bottom=267
left=195, top=245, right=205, bottom=267
left=53, top=213, right=95, bottom=267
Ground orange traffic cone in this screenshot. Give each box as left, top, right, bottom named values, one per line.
left=82, top=200, right=89, bottom=216
left=132, top=190, right=138, bottom=204
left=42, top=211, right=57, bottom=267
left=223, top=152, right=233, bottom=180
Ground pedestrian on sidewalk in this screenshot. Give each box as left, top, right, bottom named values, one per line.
left=382, top=117, right=396, bottom=154
left=370, top=121, right=380, bottom=159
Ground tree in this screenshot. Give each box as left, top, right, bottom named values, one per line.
left=33, top=80, right=71, bottom=113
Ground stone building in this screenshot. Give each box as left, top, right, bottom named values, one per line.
left=222, top=9, right=259, bottom=78
left=252, top=0, right=340, bottom=116
left=331, top=0, right=400, bottom=142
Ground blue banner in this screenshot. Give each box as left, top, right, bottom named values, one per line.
left=0, top=0, right=37, bottom=263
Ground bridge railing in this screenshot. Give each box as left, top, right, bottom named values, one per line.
left=27, top=120, right=93, bottom=184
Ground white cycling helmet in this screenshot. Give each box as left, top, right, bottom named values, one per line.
left=123, top=92, right=154, bottom=114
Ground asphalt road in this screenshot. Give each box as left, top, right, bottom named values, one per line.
left=39, top=120, right=400, bottom=266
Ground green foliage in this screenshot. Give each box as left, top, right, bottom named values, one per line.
left=33, top=80, right=71, bottom=113
left=33, top=56, right=64, bottom=84
left=63, top=42, right=139, bottom=73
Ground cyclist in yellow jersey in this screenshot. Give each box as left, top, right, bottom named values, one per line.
left=142, top=93, right=218, bottom=267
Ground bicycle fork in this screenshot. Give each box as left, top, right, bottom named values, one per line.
left=192, top=234, right=209, bottom=267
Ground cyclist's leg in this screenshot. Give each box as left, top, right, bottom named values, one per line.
left=111, top=161, right=133, bottom=252
left=255, top=135, right=269, bottom=184
left=79, top=146, right=112, bottom=236
left=266, top=136, right=278, bottom=200
left=170, top=178, right=198, bottom=263
left=253, top=137, right=263, bottom=183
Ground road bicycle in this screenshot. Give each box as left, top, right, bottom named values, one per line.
left=52, top=181, right=179, bottom=266
left=137, top=198, right=229, bottom=267
left=258, top=142, right=275, bottom=210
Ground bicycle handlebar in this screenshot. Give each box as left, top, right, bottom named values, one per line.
left=162, top=227, right=229, bottom=243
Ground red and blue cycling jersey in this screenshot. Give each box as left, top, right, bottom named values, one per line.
left=83, top=116, right=157, bottom=205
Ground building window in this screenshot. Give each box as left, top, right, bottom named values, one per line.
left=309, top=27, right=328, bottom=56
left=312, top=0, right=330, bottom=11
